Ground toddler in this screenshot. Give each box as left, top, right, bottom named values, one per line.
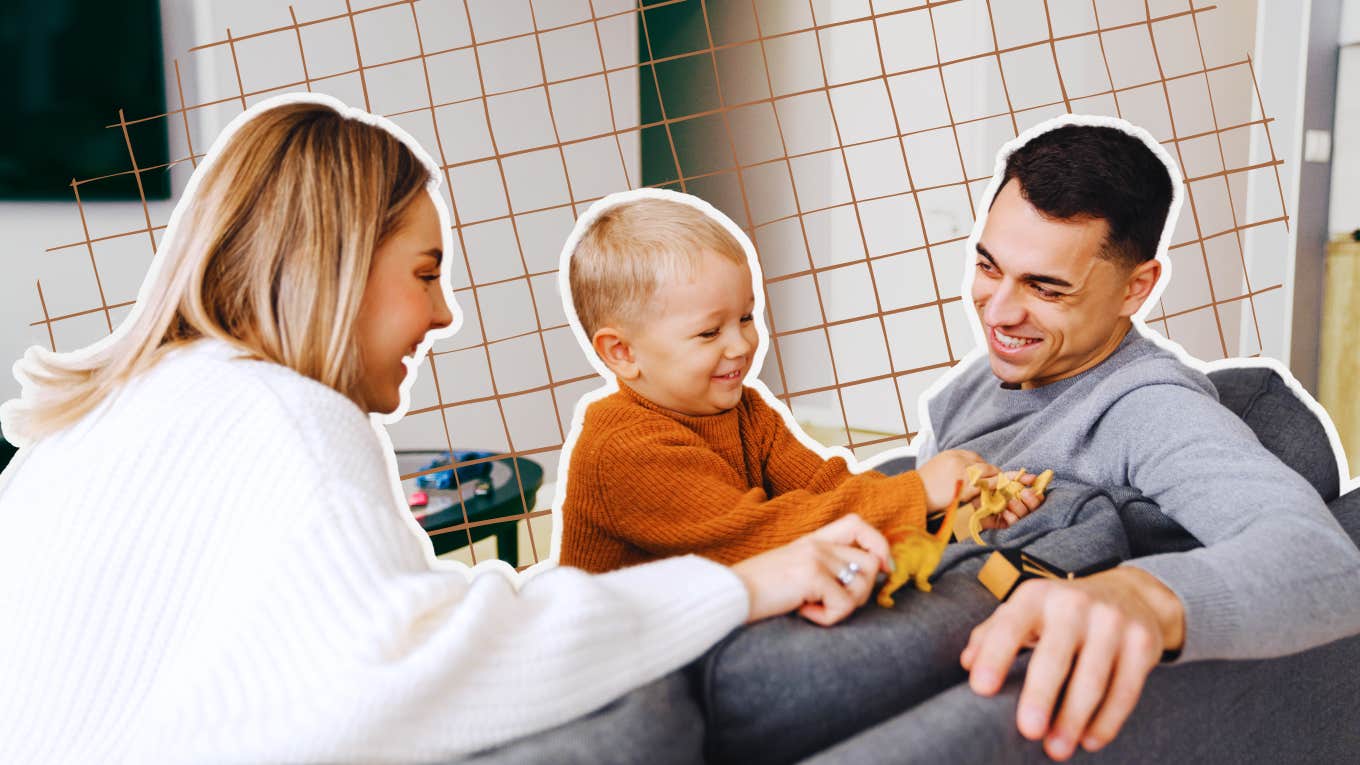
left=557, top=194, right=1025, bottom=574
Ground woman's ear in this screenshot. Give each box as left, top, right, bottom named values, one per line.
left=592, top=327, right=639, bottom=380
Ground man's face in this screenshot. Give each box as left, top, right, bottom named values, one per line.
left=972, top=179, right=1154, bottom=388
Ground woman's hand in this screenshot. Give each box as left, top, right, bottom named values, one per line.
left=730, top=514, right=892, bottom=626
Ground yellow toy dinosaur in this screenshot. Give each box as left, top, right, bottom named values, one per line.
left=963, top=466, right=1054, bottom=545
left=876, top=466, right=1058, bottom=607
left=877, top=480, right=963, bottom=606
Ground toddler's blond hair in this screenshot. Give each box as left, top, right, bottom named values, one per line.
left=569, top=197, right=748, bottom=338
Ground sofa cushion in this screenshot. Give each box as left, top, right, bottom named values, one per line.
left=1208, top=366, right=1341, bottom=502
left=1332, top=485, right=1360, bottom=545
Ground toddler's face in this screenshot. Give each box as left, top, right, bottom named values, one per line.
left=622, top=249, right=758, bottom=416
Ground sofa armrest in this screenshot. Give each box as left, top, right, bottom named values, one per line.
left=1208, top=366, right=1341, bottom=502
left=1331, top=486, right=1360, bottom=544
left=803, top=626, right=1360, bottom=764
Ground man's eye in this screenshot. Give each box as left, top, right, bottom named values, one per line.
left=1032, top=284, right=1061, bottom=298
left=976, top=260, right=996, bottom=273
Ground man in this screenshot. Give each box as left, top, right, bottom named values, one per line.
left=700, top=118, right=1360, bottom=764
left=913, top=118, right=1360, bottom=760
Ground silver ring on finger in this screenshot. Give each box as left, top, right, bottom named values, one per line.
left=835, top=560, right=862, bottom=587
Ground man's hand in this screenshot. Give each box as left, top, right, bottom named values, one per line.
left=959, top=567, right=1186, bottom=761
left=975, top=470, right=1045, bottom=530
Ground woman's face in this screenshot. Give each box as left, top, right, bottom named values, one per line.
left=354, top=193, right=454, bottom=413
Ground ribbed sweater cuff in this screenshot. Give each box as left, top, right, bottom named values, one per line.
left=1123, top=552, right=1242, bottom=664
left=895, top=470, right=929, bottom=529
left=595, top=555, right=749, bottom=662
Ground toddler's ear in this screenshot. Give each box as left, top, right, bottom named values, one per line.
left=592, top=327, right=639, bottom=380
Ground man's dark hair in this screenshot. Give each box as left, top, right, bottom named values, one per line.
left=1000, top=124, right=1175, bottom=268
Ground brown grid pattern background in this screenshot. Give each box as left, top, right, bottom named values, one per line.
left=27, top=0, right=1289, bottom=570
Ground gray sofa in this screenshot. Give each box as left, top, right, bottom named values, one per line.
left=455, top=366, right=1359, bottom=764
left=798, top=366, right=1360, bottom=764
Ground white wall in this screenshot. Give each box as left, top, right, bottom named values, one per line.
left=0, top=201, right=177, bottom=405
left=1, top=0, right=1315, bottom=463
left=0, top=0, right=202, bottom=405
left=709, top=0, right=1281, bottom=443
left=1, top=0, right=640, bottom=481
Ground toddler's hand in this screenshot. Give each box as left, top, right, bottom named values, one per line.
left=918, top=449, right=998, bottom=511
left=976, top=470, right=1047, bottom=530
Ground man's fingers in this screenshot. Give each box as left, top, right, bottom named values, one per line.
left=968, top=589, right=1045, bottom=695
left=1015, top=599, right=1083, bottom=740
left=1044, top=610, right=1123, bottom=760
left=960, top=623, right=987, bottom=669
left=1080, top=627, right=1159, bottom=753
left=980, top=509, right=1019, bottom=530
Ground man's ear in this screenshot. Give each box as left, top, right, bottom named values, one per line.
left=1120, top=258, right=1162, bottom=318
left=592, top=327, right=640, bottom=380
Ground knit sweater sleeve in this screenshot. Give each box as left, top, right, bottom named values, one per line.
left=750, top=389, right=928, bottom=530
left=1102, top=384, right=1360, bottom=662
left=130, top=411, right=747, bottom=762
left=591, top=419, right=927, bottom=565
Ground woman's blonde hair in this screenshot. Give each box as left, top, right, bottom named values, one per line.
left=2, top=97, right=432, bottom=446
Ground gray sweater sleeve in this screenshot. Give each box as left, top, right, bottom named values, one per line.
left=912, top=430, right=938, bottom=462
left=1103, top=384, right=1360, bottom=662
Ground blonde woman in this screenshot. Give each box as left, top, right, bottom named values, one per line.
left=0, top=95, right=891, bottom=763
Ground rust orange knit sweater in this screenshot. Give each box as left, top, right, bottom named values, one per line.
left=559, top=383, right=928, bottom=573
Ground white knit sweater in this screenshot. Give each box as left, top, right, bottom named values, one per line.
left=0, top=339, right=748, bottom=763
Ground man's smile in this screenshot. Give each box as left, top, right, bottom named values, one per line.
left=989, top=326, right=1041, bottom=354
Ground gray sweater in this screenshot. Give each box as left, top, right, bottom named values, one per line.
left=917, top=328, right=1360, bottom=662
